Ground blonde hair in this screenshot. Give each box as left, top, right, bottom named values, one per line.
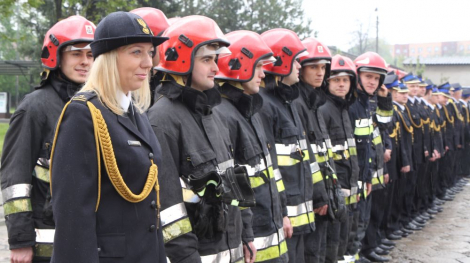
left=81, top=48, right=151, bottom=115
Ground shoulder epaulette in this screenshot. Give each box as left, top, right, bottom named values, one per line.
left=71, top=91, right=97, bottom=104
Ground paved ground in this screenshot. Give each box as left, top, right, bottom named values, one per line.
left=0, top=184, right=470, bottom=262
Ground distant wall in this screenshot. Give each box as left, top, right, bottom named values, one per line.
left=419, top=65, right=470, bottom=86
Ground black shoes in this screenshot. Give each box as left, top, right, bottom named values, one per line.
left=381, top=238, right=396, bottom=247
left=405, top=223, right=423, bottom=231
left=375, top=247, right=390, bottom=256
left=387, top=233, right=402, bottom=240
left=363, top=251, right=390, bottom=262
left=379, top=244, right=394, bottom=251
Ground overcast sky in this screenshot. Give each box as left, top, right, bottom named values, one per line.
left=303, top=0, right=470, bottom=50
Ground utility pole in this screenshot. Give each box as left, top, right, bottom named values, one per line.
left=376, top=8, right=379, bottom=53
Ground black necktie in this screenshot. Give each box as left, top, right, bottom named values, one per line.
left=127, top=104, right=137, bottom=127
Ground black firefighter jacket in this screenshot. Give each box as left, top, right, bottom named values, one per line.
left=215, top=82, right=288, bottom=262
left=148, top=78, right=247, bottom=263
left=258, top=76, right=315, bottom=235
left=319, top=94, right=360, bottom=204
left=293, top=81, right=333, bottom=209
left=348, top=90, right=393, bottom=193
left=0, top=73, right=80, bottom=258
left=50, top=91, right=166, bottom=263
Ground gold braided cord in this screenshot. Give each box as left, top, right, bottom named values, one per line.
left=404, top=104, right=423, bottom=128
left=87, top=102, right=159, bottom=206
left=389, top=122, right=399, bottom=138
left=435, top=106, right=441, bottom=118
left=443, top=105, right=454, bottom=124
left=448, top=99, right=464, bottom=122
left=431, top=121, right=441, bottom=132
left=422, top=118, right=430, bottom=124
left=396, top=107, right=414, bottom=134
left=465, top=106, right=470, bottom=124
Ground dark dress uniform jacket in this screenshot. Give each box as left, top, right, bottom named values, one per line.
left=215, top=83, right=287, bottom=262
left=319, top=95, right=359, bottom=198
left=1, top=73, right=80, bottom=258
left=50, top=92, right=166, bottom=263
left=258, top=76, right=315, bottom=235
left=148, top=79, right=245, bottom=263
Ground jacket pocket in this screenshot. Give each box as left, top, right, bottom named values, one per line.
left=187, top=148, right=216, bottom=168
left=97, top=233, right=126, bottom=258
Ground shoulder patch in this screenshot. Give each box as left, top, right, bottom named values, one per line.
left=72, top=91, right=97, bottom=104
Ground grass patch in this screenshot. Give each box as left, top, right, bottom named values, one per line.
left=0, top=123, right=9, bottom=157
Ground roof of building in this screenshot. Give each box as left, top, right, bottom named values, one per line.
left=0, top=60, right=41, bottom=75
left=403, top=57, right=470, bottom=65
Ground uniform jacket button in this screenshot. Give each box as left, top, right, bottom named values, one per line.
left=149, top=225, right=156, bottom=232
left=149, top=152, right=154, bottom=159
left=97, top=247, right=101, bottom=252
left=150, top=200, right=156, bottom=209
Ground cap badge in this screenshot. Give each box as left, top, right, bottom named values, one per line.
left=136, top=18, right=151, bottom=35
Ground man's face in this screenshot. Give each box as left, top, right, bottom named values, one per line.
left=438, top=94, right=448, bottom=105
left=453, top=90, right=462, bottom=100
left=417, top=85, right=426, bottom=97
left=430, top=94, right=439, bottom=104
left=300, top=62, right=326, bottom=88
left=407, top=83, right=420, bottom=97
left=358, top=72, right=380, bottom=95
left=282, top=60, right=301, bottom=86
left=241, top=61, right=265, bottom=95
left=59, top=42, right=93, bottom=84
left=191, top=54, right=219, bottom=91
left=328, top=75, right=350, bottom=99
left=392, top=90, right=408, bottom=105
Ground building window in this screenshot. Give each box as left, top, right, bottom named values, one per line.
left=460, top=45, right=464, bottom=51
left=435, top=47, right=439, bottom=52
left=428, top=47, right=432, bottom=53
left=467, top=45, right=470, bottom=50
left=404, top=49, right=408, bottom=53
left=443, top=46, right=448, bottom=51
left=418, top=48, right=423, bottom=53
left=411, top=48, right=414, bottom=54
left=396, top=49, right=401, bottom=54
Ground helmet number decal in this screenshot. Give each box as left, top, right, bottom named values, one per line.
left=317, top=46, right=324, bottom=53
left=85, top=25, right=93, bottom=35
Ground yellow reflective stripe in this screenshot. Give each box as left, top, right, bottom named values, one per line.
left=33, top=243, right=53, bottom=258
left=277, top=155, right=299, bottom=166
left=349, top=147, right=357, bottom=156
left=333, top=153, right=342, bottom=161
left=33, top=165, right=50, bottom=183
left=376, top=108, right=393, bottom=117
left=276, top=180, right=285, bottom=192
left=250, top=166, right=275, bottom=189
left=182, top=187, right=200, bottom=203
left=277, top=150, right=308, bottom=166
left=4, top=198, right=32, bottom=215
left=312, top=171, right=323, bottom=184
left=163, top=217, right=192, bottom=243
left=315, top=154, right=326, bottom=163
left=372, top=175, right=384, bottom=185
left=354, top=125, right=374, bottom=136
left=372, top=135, right=382, bottom=145
left=255, top=239, right=288, bottom=262
left=289, top=211, right=315, bottom=227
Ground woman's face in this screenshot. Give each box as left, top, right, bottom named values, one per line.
left=117, top=43, right=154, bottom=94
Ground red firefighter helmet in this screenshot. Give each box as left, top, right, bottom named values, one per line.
left=168, top=17, right=181, bottom=25
left=216, top=30, right=275, bottom=82
left=354, top=52, right=388, bottom=88
left=260, top=28, right=307, bottom=77
left=298, top=37, right=332, bottom=65
left=156, top=15, right=231, bottom=75
left=130, top=7, right=170, bottom=36
left=41, top=15, right=95, bottom=70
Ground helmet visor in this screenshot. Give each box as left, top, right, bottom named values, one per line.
left=328, top=71, right=353, bottom=80
left=63, top=44, right=91, bottom=52
left=260, top=56, right=277, bottom=65
left=195, top=44, right=232, bottom=58
left=302, top=59, right=330, bottom=66
left=359, top=67, right=386, bottom=76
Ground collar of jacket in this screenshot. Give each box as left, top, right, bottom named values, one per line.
left=157, top=75, right=221, bottom=115
left=296, top=80, right=327, bottom=110
left=218, top=81, right=263, bottom=119
left=326, top=92, right=349, bottom=109
left=36, top=70, right=82, bottom=102
left=264, top=74, right=299, bottom=103
left=355, top=89, right=370, bottom=106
